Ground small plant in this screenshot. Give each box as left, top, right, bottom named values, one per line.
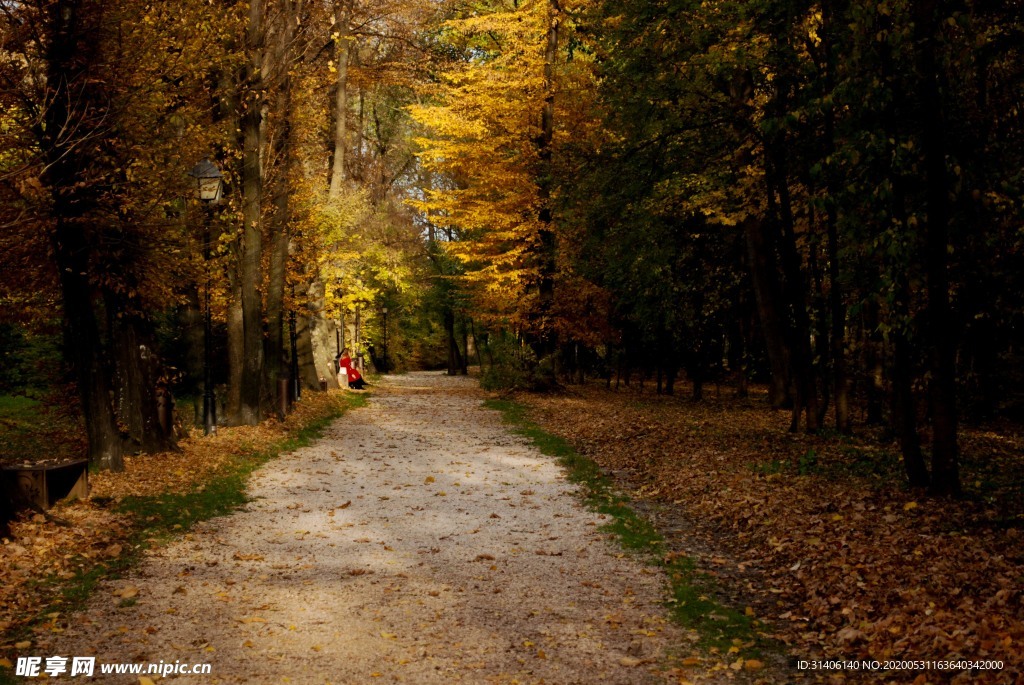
left=798, top=448, right=818, bottom=475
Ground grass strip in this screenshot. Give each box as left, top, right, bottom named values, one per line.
left=483, top=397, right=769, bottom=657
left=0, top=392, right=365, bottom=683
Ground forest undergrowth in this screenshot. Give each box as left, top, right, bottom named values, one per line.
left=519, top=382, right=1023, bottom=684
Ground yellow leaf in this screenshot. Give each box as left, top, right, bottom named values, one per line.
left=379, top=632, right=397, bottom=639
left=745, top=659, right=764, bottom=670
left=730, top=657, right=744, bottom=670
left=904, top=501, right=918, bottom=511
left=619, top=656, right=642, bottom=667
left=139, top=678, right=157, bottom=685
left=424, top=476, right=435, bottom=484
left=0, top=657, right=12, bottom=668
left=14, top=641, right=31, bottom=650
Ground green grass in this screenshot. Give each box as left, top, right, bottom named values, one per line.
left=0, top=393, right=84, bottom=465
left=0, top=392, right=365, bottom=683
left=483, top=397, right=771, bottom=658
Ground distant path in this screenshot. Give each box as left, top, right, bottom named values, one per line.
left=41, top=373, right=681, bottom=683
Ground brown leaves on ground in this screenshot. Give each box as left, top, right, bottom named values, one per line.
left=0, top=392, right=345, bottom=647
left=519, top=382, right=1023, bottom=684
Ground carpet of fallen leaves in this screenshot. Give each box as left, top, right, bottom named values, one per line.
left=0, top=392, right=345, bottom=651
left=519, top=382, right=1023, bottom=684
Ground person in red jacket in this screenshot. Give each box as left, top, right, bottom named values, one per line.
left=337, top=348, right=367, bottom=390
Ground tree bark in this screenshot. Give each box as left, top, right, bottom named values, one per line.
left=914, top=0, right=960, bottom=497
left=445, top=308, right=463, bottom=376
left=266, top=0, right=300, bottom=416
left=530, top=0, right=560, bottom=361
left=742, top=217, right=791, bottom=408
left=42, top=0, right=123, bottom=470
left=893, top=322, right=930, bottom=488
left=821, top=0, right=851, bottom=434
left=106, top=300, right=175, bottom=453
left=328, top=0, right=352, bottom=198
left=229, top=0, right=267, bottom=425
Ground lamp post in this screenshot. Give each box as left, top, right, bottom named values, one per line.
left=188, top=158, right=223, bottom=436
left=382, top=306, right=389, bottom=374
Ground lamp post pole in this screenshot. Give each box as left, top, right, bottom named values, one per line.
left=190, top=158, right=223, bottom=436
left=202, top=220, right=216, bottom=435
left=382, top=307, right=389, bottom=374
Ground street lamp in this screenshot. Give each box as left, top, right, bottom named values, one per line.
left=189, top=158, right=224, bottom=436
left=382, top=306, right=389, bottom=374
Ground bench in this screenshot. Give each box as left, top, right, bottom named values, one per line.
left=2, top=458, right=89, bottom=510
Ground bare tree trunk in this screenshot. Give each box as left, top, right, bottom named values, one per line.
left=42, top=0, right=123, bottom=470
left=228, top=0, right=267, bottom=425
left=864, top=298, right=885, bottom=425
left=445, top=309, right=463, bottom=376
left=893, top=322, right=930, bottom=488
left=822, top=0, right=851, bottom=434
left=914, top=0, right=960, bottom=497
left=328, top=0, right=352, bottom=198
left=743, top=217, right=791, bottom=408
left=266, top=0, right=300, bottom=416
left=529, top=0, right=560, bottom=363
left=107, top=299, right=174, bottom=453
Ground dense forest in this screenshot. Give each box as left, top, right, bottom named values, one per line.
left=2, top=0, right=1023, bottom=506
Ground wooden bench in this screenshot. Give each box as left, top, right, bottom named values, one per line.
left=2, top=458, right=89, bottom=511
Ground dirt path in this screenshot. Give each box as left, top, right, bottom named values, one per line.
left=38, top=373, right=683, bottom=684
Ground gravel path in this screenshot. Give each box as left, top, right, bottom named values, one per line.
left=40, top=373, right=682, bottom=684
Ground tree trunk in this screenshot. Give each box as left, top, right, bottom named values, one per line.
left=328, top=0, right=351, bottom=198
left=229, top=0, right=267, bottom=425
left=914, top=0, right=960, bottom=497
left=42, top=0, right=123, bottom=471
left=893, top=324, right=930, bottom=488
left=459, top=316, right=469, bottom=375
left=54, top=233, right=124, bottom=471
left=306, top=279, right=338, bottom=387
left=530, top=0, right=560, bottom=361
left=107, top=301, right=174, bottom=454
left=864, top=298, right=885, bottom=425
left=822, top=0, right=850, bottom=435
left=266, top=0, right=298, bottom=416
left=742, top=217, right=791, bottom=408
left=445, top=309, right=463, bottom=376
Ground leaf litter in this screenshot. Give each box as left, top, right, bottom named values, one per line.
left=520, top=381, right=1024, bottom=684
